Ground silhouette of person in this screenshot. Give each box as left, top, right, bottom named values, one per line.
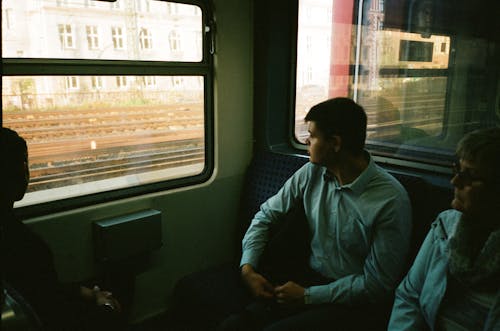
left=1, top=127, right=122, bottom=331
left=363, top=96, right=428, bottom=145
left=410, top=0, right=433, bottom=38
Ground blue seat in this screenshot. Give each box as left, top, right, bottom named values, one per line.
left=171, top=151, right=452, bottom=330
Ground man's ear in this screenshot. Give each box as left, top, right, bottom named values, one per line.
left=329, top=135, right=342, bottom=153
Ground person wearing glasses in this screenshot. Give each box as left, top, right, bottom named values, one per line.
left=388, top=127, right=500, bottom=330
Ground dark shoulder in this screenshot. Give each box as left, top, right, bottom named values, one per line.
left=5, top=216, right=48, bottom=249
left=3, top=212, right=54, bottom=270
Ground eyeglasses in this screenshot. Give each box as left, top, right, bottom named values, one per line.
left=452, top=163, right=484, bottom=185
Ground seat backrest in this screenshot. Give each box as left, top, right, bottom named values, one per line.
left=237, top=151, right=308, bottom=240
left=390, top=172, right=433, bottom=273
left=391, top=171, right=453, bottom=272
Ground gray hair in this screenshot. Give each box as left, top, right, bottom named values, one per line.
left=456, top=127, right=500, bottom=182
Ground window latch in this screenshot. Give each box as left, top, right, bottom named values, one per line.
left=205, top=20, right=216, bottom=55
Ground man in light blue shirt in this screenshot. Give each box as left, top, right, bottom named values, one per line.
left=220, top=98, right=412, bottom=331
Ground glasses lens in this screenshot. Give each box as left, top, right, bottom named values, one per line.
left=452, top=163, right=484, bottom=185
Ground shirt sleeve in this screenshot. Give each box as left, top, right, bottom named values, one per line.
left=240, top=164, right=310, bottom=269
left=388, top=209, right=461, bottom=331
left=305, top=193, right=412, bottom=305
left=387, top=220, right=440, bottom=330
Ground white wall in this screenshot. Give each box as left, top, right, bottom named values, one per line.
left=26, top=0, right=254, bottom=322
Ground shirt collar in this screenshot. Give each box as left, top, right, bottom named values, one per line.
left=323, top=150, right=376, bottom=195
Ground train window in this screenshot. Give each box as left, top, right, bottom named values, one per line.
left=2, top=0, right=212, bottom=210
left=1, top=0, right=202, bottom=62
left=294, top=0, right=499, bottom=167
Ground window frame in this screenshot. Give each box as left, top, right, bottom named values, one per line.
left=288, top=0, right=462, bottom=174
left=250, top=0, right=458, bottom=179
left=2, top=0, right=214, bottom=217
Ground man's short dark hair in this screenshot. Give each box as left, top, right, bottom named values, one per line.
left=304, top=97, right=367, bottom=154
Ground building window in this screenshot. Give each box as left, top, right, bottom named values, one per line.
left=65, top=76, right=79, bottom=90
left=57, top=0, right=69, bottom=7
left=86, top=25, right=99, bottom=50
left=139, top=28, right=152, bottom=50
left=170, top=76, right=183, bottom=89
left=91, top=76, right=103, bottom=90
left=441, top=42, right=447, bottom=53
left=111, top=27, right=124, bottom=50
left=136, top=0, right=150, bottom=12
left=84, top=0, right=96, bottom=7
left=306, top=35, right=312, bottom=52
left=58, top=24, right=74, bottom=49
left=167, top=3, right=178, bottom=15
left=169, top=30, right=180, bottom=51
left=110, top=1, right=121, bottom=9
left=116, top=76, right=127, bottom=88
left=306, top=66, right=313, bottom=83
left=2, top=1, right=209, bottom=209
left=4, top=8, right=12, bottom=29
left=142, top=76, right=156, bottom=88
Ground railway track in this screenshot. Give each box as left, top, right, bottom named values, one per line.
left=4, top=105, right=204, bottom=142
left=28, top=141, right=205, bottom=192
left=3, top=105, right=206, bottom=193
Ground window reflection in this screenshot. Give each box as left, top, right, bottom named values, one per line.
left=296, top=0, right=498, bottom=165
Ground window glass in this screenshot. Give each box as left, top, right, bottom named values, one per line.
left=2, top=0, right=210, bottom=209
left=3, top=75, right=205, bottom=207
left=1, top=0, right=203, bottom=62
left=295, top=0, right=499, bottom=165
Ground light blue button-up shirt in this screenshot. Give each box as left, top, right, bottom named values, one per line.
left=241, top=153, right=412, bottom=305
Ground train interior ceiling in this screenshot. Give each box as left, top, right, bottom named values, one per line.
left=1, top=0, right=498, bottom=328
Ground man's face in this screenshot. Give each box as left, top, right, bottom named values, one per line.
left=305, top=121, right=333, bottom=166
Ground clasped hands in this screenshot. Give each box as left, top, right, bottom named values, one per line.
left=241, top=264, right=305, bottom=305
left=80, top=285, right=122, bottom=312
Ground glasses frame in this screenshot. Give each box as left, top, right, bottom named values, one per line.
left=452, top=162, right=485, bottom=186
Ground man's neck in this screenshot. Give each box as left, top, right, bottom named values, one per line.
left=327, top=152, right=369, bottom=186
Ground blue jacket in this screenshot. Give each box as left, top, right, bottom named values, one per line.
left=388, top=209, right=500, bottom=331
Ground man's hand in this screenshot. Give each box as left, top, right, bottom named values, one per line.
left=80, top=286, right=122, bottom=313
left=274, top=281, right=305, bottom=305
left=241, top=264, right=275, bottom=299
